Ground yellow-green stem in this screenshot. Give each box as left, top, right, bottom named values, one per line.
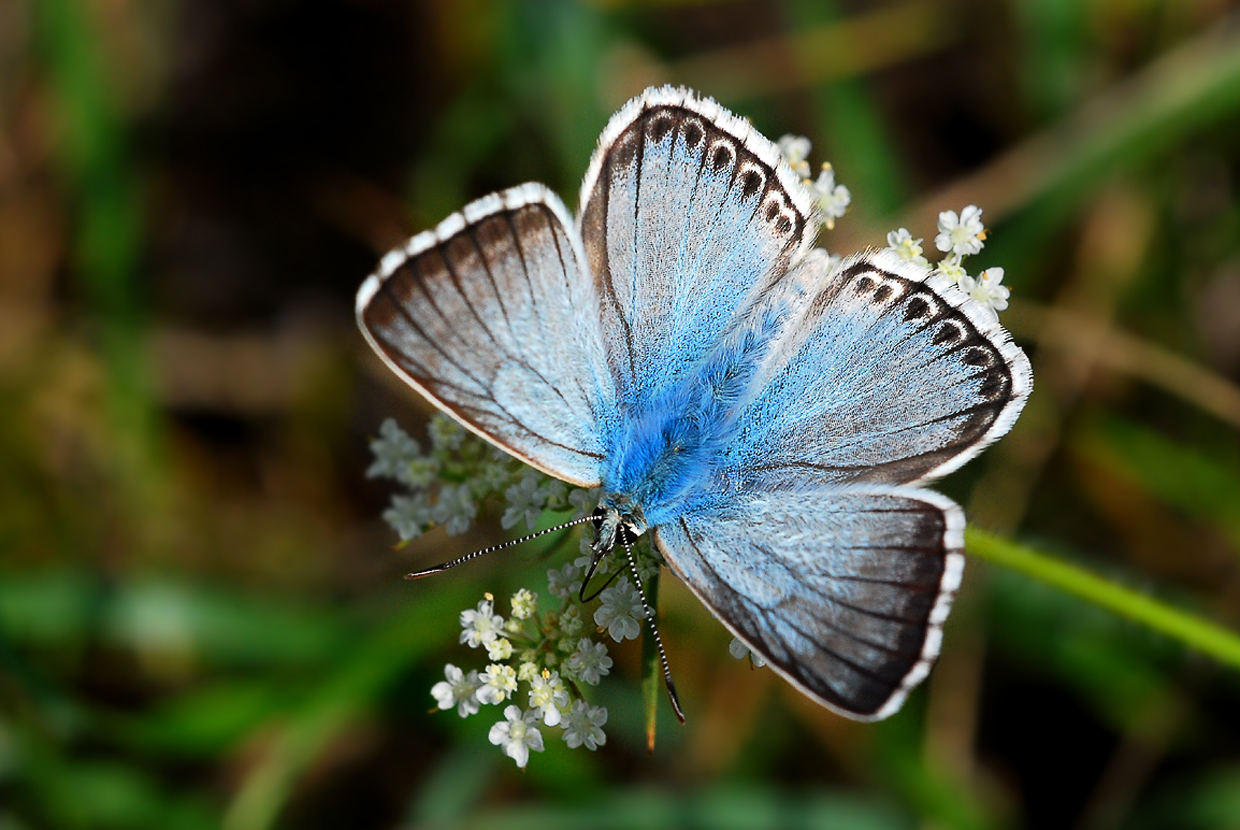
left=966, top=528, right=1240, bottom=669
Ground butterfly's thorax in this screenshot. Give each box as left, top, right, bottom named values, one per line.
left=600, top=303, right=786, bottom=528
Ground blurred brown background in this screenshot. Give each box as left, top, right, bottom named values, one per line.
left=4, top=1, right=1240, bottom=828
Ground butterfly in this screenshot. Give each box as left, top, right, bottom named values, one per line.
left=355, top=86, right=1032, bottom=721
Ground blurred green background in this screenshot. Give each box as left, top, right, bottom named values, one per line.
left=4, top=0, right=1240, bottom=827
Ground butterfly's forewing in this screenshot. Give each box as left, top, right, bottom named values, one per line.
left=654, top=486, right=964, bottom=720
left=578, top=87, right=820, bottom=411
left=724, top=249, right=1033, bottom=492
left=356, top=184, right=615, bottom=487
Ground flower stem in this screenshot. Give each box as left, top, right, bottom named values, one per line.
left=966, top=527, right=1240, bottom=669
left=641, top=571, right=662, bottom=753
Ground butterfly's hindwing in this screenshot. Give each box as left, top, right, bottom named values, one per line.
left=578, top=87, right=820, bottom=411
left=727, top=249, right=1033, bottom=490
left=356, top=184, right=615, bottom=486
left=654, top=486, right=964, bottom=720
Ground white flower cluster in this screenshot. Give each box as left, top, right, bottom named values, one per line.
left=776, top=137, right=1012, bottom=324
left=369, top=415, right=658, bottom=767
left=884, top=206, right=1011, bottom=322
left=431, top=551, right=657, bottom=768
left=369, top=415, right=595, bottom=542
left=778, top=134, right=851, bottom=232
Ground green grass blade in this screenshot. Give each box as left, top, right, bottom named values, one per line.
left=966, top=528, right=1240, bottom=670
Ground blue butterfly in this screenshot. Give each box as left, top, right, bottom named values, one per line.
left=356, top=87, right=1032, bottom=721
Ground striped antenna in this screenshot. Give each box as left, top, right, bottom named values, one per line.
left=619, top=526, right=685, bottom=723
left=404, top=516, right=594, bottom=579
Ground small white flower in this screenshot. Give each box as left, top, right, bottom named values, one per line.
left=728, top=636, right=768, bottom=668
left=811, top=164, right=850, bottom=230
left=517, top=661, right=540, bottom=683
left=428, top=415, right=465, bottom=452
left=562, top=700, right=608, bottom=750
left=568, top=487, right=600, bottom=520
left=538, top=479, right=568, bottom=511
left=486, top=637, right=514, bottom=661
left=595, top=578, right=644, bottom=642
left=885, top=228, right=929, bottom=267
left=430, top=663, right=482, bottom=717
left=480, top=447, right=516, bottom=489
left=631, top=545, right=665, bottom=583
left=502, top=471, right=545, bottom=530
left=935, top=254, right=968, bottom=285
left=477, top=663, right=519, bottom=705
left=935, top=205, right=986, bottom=256
left=433, top=483, right=476, bottom=536
left=460, top=599, right=505, bottom=649
left=958, top=267, right=1011, bottom=322
left=383, top=492, right=431, bottom=541
left=399, top=456, right=439, bottom=489
left=777, top=134, right=813, bottom=178
left=527, top=670, right=570, bottom=726
left=510, top=588, right=537, bottom=620
left=547, top=560, right=584, bottom=600
left=558, top=605, right=585, bottom=638
left=366, top=418, right=422, bottom=480
left=566, top=638, right=612, bottom=685
left=488, top=706, right=545, bottom=768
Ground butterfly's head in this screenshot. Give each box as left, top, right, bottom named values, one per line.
left=591, top=493, right=648, bottom=555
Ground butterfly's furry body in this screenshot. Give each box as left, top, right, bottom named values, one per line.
left=601, top=298, right=786, bottom=530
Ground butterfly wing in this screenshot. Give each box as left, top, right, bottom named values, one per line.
left=723, top=249, right=1033, bottom=491
left=578, top=86, right=820, bottom=410
left=356, top=183, right=615, bottom=487
left=654, top=486, right=964, bottom=720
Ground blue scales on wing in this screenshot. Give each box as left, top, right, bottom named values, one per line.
left=654, top=486, right=965, bottom=719
left=355, top=184, right=616, bottom=487
left=723, top=248, right=1034, bottom=492
left=577, top=87, right=821, bottom=416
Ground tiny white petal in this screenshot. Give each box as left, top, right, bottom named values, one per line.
left=935, top=206, right=986, bottom=256
left=562, top=700, right=608, bottom=751
left=488, top=706, right=544, bottom=768
left=460, top=599, right=505, bottom=649
left=778, top=134, right=813, bottom=178
left=594, top=578, right=644, bottom=642
left=565, top=638, right=612, bottom=685
left=430, top=663, right=481, bottom=717
left=510, top=588, right=538, bottom=620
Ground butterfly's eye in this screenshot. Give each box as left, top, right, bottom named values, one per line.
left=591, top=506, right=608, bottom=534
